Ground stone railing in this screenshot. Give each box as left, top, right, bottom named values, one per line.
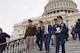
left=0, top=36, right=27, bottom=53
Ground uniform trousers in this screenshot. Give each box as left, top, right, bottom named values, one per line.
left=25, top=36, right=34, bottom=53
left=56, top=35, right=65, bottom=53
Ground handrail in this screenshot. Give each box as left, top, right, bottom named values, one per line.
left=0, top=42, right=7, bottom=45
left=0, top=36, right=24, bottom=46
left=0, top=35, right=27, bottom=53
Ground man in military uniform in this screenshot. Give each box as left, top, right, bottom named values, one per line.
left=24, top=19, right=37, bottom=53
left=54, top=16, right=67, bottom=53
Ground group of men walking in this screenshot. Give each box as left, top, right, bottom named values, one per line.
left=24, top=16, right=69, bottom=53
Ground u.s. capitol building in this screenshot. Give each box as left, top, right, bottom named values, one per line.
left=12, top=0, right=80, bottom=37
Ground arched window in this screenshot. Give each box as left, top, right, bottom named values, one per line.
left=72, top=11, right=74, bottom=12
left=47, top=13, right=49, bottom=15
left=50, top=12, right=52, bottom=14
left=65, top=10, right=67, bottom=13
left=61, top=10, right=63, bottom=12
left=57, top=10, right=59, bottom=13
left=53, top=11, right=56, bottom=13
left=68, top=10, right=70, bottom=13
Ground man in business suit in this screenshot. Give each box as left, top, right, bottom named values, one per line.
left=76, top=19, right=80, bottom=42
left=24, top=19, right=37, bottom=53
left=36, top=21, right=44, bottom=51
left=54, top=16, right=67, bottom=53
left=42, top=21, right=53, bottom=53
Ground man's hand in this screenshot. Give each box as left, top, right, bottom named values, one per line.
left=56, top=27, right=62, bottom=33
left=55, top=30, right=62, bottom=33
left=6, top=38, right=10, bottom=44
left=24, top=39, right=26, bottom=43
left=33, top=36, right=36, bottom=39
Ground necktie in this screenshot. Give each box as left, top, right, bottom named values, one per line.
left=45, top=26, right=48, bottom=34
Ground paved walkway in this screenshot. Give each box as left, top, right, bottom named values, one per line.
left=33, top=38, right=80, bottom=53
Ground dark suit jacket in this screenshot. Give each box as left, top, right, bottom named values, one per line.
left=42, top=25, right=53, bottom=36
left=36, top=26, right=44, bottom=38
left=76, top=21, right=80, bottom=32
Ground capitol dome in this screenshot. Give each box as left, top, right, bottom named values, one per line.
left=42, top=0, right=79, bottom=16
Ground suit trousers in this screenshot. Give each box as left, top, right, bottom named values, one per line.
left=25, top=36, right=34, bottom=53
left=36, top=37, right=43, bottom=50
left=43, top=35, right=51, bottom=51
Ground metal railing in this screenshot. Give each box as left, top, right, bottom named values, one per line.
left=0, top=36, right=27, bottom=53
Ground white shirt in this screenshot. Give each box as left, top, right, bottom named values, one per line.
left=44, top=24, right=49, bottom=34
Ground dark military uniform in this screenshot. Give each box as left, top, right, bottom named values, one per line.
left=25, top=25, right=37, bottom=37
left=24, top=25, right=37, bottom=53
left=54, top=22, right=67, bottom=53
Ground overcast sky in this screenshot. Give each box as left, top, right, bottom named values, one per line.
left=0, top=0, right=80, bottom=35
